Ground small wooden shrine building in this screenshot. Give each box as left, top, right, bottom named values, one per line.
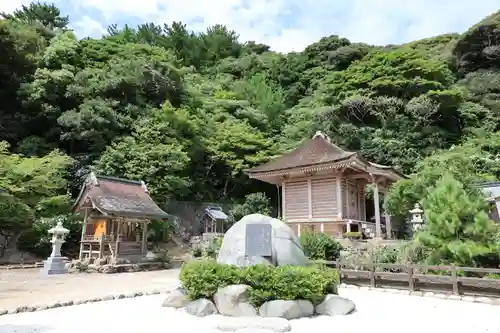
left=245, top=131, right=404, bottom=239
left=73, top=172, right=170, bottom=260
left=199, top=206, right=229, bottom=234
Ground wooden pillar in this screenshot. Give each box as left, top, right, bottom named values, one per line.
left=297, top=224, right=301, bottom=236
left=115, top=219, right=122, bottom=258
left=356, top=183, right=363, bottom=220
left=98, top=233, right=104, bottom=259
left=345, top=180, right=350, bottom=218
left=282, top=181, right=287, bottom=220
left=79, top=208, right=89, bottom=260
left=336, top=175, right=343, bottom=219
left=372, top=181, right=382, bottom=238
left=141, top=221, right=148, bottom=255
left=385, top=212, right=392, bottom=239
left=277, top=185, right=281, bottom=219
left=307, top=179, right=313, bottom=220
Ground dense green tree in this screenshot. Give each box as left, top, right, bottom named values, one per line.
left=385, top=131, right=500, bottom=217
left=0, top=141, right=73, bottom=238
left=416, top=174, right=498, bottom=267
left=229, top=192, right=272, bottom=222
left=1, top=2, right=500, bottom=260
left=1, top=2, right=68, bottom=31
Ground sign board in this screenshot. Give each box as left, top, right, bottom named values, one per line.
left=245, top=223, right=272, bottom=257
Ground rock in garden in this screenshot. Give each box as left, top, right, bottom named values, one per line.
left=315, top=294, right=355, bottom=315
left=217, top=213, right=309, bottom=267
left=184, top=298, right=218, bottom=317
left=100, top=264, right=116, bottom=274
left=208, top=316, right=291, bottom=332
left=162, top=288, right=190, bottom=308
left=214, top=284, right=257, bottom=317
left=259, top=300, right=314, bottom=320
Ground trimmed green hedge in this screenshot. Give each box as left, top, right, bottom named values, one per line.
left=179, top=260, right=339, bottom=306
left=299, top=232, right=343, bottom=261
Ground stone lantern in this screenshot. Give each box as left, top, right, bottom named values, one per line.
left=409, top=203, right=424, bottom=232
left=41, top=221, right=70, bottom=275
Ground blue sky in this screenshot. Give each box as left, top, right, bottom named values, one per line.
left=2, top=0, right=499, bottom=53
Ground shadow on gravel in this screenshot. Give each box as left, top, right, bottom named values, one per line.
left=0, top=324, right=52, bottom=333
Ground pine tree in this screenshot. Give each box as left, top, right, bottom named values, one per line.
left=416, top=173, right=499, bottom=267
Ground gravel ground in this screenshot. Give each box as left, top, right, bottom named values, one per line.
left=0, top=287, right=498, bottom=333
left=0, top=269, right=180, bottom=310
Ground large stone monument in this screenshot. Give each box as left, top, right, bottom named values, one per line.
left=40, top=221, right=69, bottom=275
left=217, top=214, right=309, bottom=267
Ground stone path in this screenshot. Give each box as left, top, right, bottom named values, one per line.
left=0, top=288, right=498, bottom=333
left=0, top=268, right=180, bottom=310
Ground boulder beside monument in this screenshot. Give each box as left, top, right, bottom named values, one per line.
left=216, top=213, right=309, bottom=267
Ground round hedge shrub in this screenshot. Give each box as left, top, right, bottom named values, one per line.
left=299, top=232, right=342, bottom=261
left=179, top=260, right=340, bottom=307
left=179, top=260, right=242, bottom=299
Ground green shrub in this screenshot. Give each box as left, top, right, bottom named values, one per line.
left=373, top=246, right=399, bottom=264
left=179, top=260, right=242, bottom=299
left=191, top=247, right=203, bottom=258
left=299, top=232, right=342, bottom=261
left=203, top=236, right=223, bottom=259
left=179, top=260, right=340, bottom=307
left=484, top=273, right=500, bottom=279
left=229, top=192, right=271, bottom=222
left=243, top=264, right=339, bottom=306
left=203, top=245, right=217, bottom=259
left=344, top=231, right=362, bottom=239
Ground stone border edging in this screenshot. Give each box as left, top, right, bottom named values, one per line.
left=0, top=288, right=173, bottom=316
left=341, top=283, right=500, bottom=305
left=2, top=284, right=498, bottom=317
left=0, top=263, right=43, bottom=270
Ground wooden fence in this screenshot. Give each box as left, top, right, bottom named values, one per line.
left=318, top=260, right=500, bottom=297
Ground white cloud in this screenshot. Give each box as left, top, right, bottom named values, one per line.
left=72, top=15, right=106, bottom=37
left=2, top=0, right=499, bottom=53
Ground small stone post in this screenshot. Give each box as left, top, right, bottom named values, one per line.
left=40, top=221, right=70, bottom=275
left=409, top=203, right=424, bottom=232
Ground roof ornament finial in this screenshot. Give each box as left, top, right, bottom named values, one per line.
left=89, top=172, right=99, bottom=186
left=312, top=130, right=331, bottom=143
left=141, top=180, right=149, bottom=193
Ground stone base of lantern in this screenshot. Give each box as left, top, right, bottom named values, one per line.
left=40, top=256, right=67, bottom=275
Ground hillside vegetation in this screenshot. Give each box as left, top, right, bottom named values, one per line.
left=1, top=3, right=499, bottom=266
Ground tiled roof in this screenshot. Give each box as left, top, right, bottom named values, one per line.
left=205, top=206, right=229, bottom=220
left=73, top=173, right=170, bottom=219
left=247, top=131, right=356, bottom=173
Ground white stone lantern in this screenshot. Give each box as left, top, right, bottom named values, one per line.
left=409, top=203, right=424, bottom=231
left=41, top=221, right=70, bottom=275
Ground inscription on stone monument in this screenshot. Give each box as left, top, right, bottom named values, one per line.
left=245, top=223, right=272, bottom=257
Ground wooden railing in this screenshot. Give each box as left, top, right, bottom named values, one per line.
left=316, top=260, right=500, bottom=297
left=82, top=234, right=114, bottom=242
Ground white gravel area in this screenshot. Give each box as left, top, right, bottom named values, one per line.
left=0, top=288, right=498, bottom=333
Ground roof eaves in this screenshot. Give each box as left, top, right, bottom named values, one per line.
left=103, top=208, right=171, bottom=219
left=246, top=155, right=355, bottom=175
left=96, top=175, right=143, bottom=186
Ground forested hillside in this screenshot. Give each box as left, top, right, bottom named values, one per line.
left=1, top=3, right=500, bottom=260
